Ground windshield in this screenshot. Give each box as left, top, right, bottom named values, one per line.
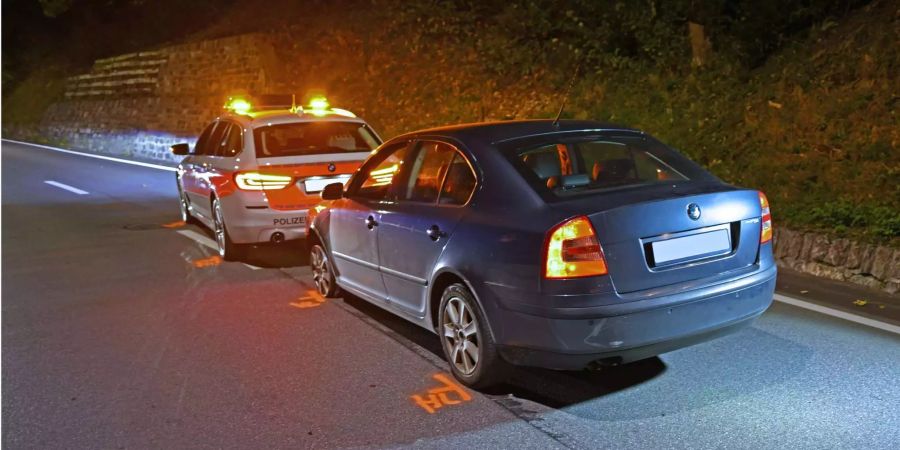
left=253, top=121, right=380, bottom=158
left=509, top=135, right=715, bottom=199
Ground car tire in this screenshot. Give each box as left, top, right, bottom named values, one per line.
left=438, top=283, right=510, bottom=389
left=310, top=243, right=340, bottom=298
left=212, top=197, right=242, bottom=261
left=177, top=183, right=200, bottom=225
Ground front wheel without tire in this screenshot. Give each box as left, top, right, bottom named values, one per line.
left=438, top=283, right=509, bottom=388
left=310, top=243, right=339, bottom=297
left=212, top=198, right=243, bottom=261
left=177, top=184, right=199, bottom=225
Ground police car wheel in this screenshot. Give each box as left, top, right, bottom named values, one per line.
left=438, top=283, right=510, bottom=389
left=212, top=198, right=242, bottom=261
left=178, top=186, right=199, bottom=225
left=310, top=243, right=339, bottom=297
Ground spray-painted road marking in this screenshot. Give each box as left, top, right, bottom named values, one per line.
left=44, top=180, right=89, bottom=195
left=410, top=373, right=473, bottom=414
left=774, top=293, right=900, bottom=335
left=4, top=139, right=177, bottom=172
left=290, top=290, right=326, bottom=308
left=175, top=229, right=261, bottom=270
left=192, top=255, right=222, bottom=268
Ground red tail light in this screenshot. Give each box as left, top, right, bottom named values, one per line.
left=234, top=171, right=293, bottom=191
left=544, top=216, right=608, bottom=279
left=759, top=191, right=772, bottom=243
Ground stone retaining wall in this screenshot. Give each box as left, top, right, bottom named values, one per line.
left=773, top=228, right=899, bottom=294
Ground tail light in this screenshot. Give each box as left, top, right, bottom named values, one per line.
left=759, top=191, right=772, bottom=243
left=234, top=172, right=293, bottom=190
left=544, top=216, right=608, bottom=279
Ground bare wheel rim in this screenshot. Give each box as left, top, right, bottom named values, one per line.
left=179, top=190, right=190, bottom=222
left=311, top=246, right=331, bottom=295
left=213, top=199, right=226, bottom=257
left=442, top=296, right=480, bottom=375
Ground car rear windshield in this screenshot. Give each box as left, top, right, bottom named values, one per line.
left=253, top=121, right=380, bottom=158
left=507, top=134, right=715, bottom=199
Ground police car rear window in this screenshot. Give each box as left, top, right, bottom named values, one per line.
left=253, top=122, right=380, bottom=158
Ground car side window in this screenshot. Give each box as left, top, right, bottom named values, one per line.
left=219, top=123, right=243, bottom=157
left=193, top=122, right=218, bottom=155
left=438, top=153, right=477, bottom=205
left=350, top=143, right=411, bottom=201
left=403, top=142, right=457, bottom=203
left=203, top=122, right=229, bottom=156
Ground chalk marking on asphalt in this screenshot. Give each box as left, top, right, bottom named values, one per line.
left=175, top=229, right=261, bottom=270
left=3, top=139, right=177, bottom=172
left=289, top=290, right=326, bottom=308
left=774, top=293, right=900, bottom=335
left=44, top=180, right=89, bottom=195
left=410, top=373, right=473, bottom=414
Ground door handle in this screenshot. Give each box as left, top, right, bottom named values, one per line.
left=426, top=225, right=445, bottom=241
left=365, top=215, right=378, bottom=229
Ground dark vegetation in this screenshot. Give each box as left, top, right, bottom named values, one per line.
left=3, top=0, right=898, bottom=241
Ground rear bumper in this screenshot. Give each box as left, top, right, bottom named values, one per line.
left=494, top=265, right=776, bottom=370
left=219, top=192, right=310, bottom=244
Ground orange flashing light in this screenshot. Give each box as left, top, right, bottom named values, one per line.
left=759, top=191, right=773, bottom=243
left=544, top=216, right=608, bottom=279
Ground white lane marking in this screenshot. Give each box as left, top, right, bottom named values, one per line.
left=2, top=139, right=177, bottom=172
left=175, top=229, right=261, bottom=270
left=44, top=180, right=89, bottom=195
left=774, top=293, right=900, bottom=335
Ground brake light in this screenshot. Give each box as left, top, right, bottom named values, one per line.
left=234, top=172, right=293, bottom=190
left=544, top=216, right=608, bottom=279
left=759, top=191, right=772, bottom=243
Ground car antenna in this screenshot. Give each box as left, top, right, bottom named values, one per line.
left=552, top=58, right=582, bottom=129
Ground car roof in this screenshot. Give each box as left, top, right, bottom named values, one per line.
left=392, top=119, right=642, bottom=146
left=221, top=109, right=369, bottom=128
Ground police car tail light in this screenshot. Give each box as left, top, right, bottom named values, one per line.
left=544, top=216, right=608, bottom=279
left=234, top=172, right=293, bottom=190
left=759, top=191, right=773, bottom=244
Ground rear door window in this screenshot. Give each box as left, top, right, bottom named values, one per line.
left=438, top=154, right=476, bottom=205
left=403, top=142, right=458, bottom=203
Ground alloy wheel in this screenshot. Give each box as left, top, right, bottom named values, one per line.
left=442, top=296, right=480, bottom=375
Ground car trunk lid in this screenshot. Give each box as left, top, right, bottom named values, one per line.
left=552, top=182, right=762, bottom=294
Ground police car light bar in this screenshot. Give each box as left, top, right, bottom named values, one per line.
left=223, top=94, right=356, bottom=118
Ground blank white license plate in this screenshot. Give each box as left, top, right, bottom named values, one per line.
left=303, top=176, right=350, bottom=193
left=652, top=229, right=731, bottom=264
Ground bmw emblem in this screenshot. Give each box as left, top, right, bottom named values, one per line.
left=327, top=163, right=336, bottom=172
left=687, top=203, right=701, bottom=220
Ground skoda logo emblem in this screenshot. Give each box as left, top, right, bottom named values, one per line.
left=687, top=203, right=701, bottom=220
left=327, top=163, right=336, bottom=172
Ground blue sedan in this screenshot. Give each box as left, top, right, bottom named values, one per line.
left=309, top=120, right=776, bottom=388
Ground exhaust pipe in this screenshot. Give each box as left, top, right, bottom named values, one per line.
left=270, top=232, right=285, bottom=244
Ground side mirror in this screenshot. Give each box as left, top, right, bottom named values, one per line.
left=321, top=182, right=344, bottom=200
left=171, top=143, right=190, bottom=156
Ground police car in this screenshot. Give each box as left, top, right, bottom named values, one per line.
left=171, top=95, right=382, bottom=260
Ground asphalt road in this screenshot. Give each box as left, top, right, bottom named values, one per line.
left=3, top=140, right=899, bottom=449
